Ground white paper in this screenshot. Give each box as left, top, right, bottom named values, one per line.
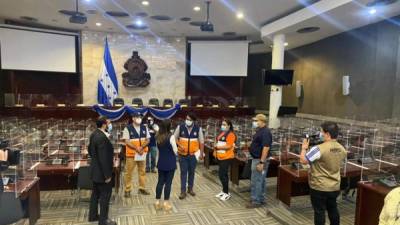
left=134, top=152, right=147, bottom=161
left=217, top=141, right=226, bottom=147
left=194, top=150, right=201, bottom=161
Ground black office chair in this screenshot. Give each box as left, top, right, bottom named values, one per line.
left=148, top=98, right=160, bottom=107
left=132, top=98, right=143, bottom=107
left=113, top=98, right=125, bottom=106
left=163, top=99, right=174, bottom=107
left=178, top=99, right=190, bottom=107
left=76, top=165, right=93, bottom=202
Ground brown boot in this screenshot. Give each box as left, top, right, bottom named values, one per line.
left=187, top=188, right=196, bottom=196
left=138, top=189, right=150, bottom=195
left=179, top=192, right=187, bottom=200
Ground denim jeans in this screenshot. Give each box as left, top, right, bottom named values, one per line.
left=146, top=146, right=158, bottom=171
left=178, top=155, right=197, bottom=193
left=250, top=158, right=269, bottom=204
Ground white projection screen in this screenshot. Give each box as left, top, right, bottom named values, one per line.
left=190, top=40, right=249, bottom=77
left=0, top=25, right=77, bottom=73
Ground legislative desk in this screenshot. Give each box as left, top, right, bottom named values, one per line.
left=4, top=178, right=41, bottom=225
left=36, top=158, right=121, bottom=192
left=0, top=106, right=255, bottom=120
left=277, top=163, right=362, bottom=207
left=355, top=182, right=391, bottom=225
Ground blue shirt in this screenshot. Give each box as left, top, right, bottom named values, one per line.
left=157, top=135, right=177, bottom=171
left=249, top=127, right=272, bottom=159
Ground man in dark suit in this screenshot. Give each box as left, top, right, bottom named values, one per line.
left=88, top=116, right=116, bottom=225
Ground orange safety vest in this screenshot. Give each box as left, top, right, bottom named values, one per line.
left=177, top=124, right=200, bottom=156
left=213, top=131, right=236, bottom=160
left=125, top=124, right=149, bottom=158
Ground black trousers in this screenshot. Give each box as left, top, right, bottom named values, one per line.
left=156, top=170, right=175, bottom=200
left=89, top=182, right=112, bottom=224
left=218, top=159, right=232, bottom=194
left=310, top=188, right=340, bottom=225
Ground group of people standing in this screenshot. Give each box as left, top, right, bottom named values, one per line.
left=87, top=112, right=350, bottom=225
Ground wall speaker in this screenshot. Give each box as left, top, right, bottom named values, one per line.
left=342, top=75, right=350, bottom=96
left=295, top=81, right=302, bottom=98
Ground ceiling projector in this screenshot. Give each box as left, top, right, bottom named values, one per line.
left=69, top=14, right=87, bottom=24
left=200, top=22, right=214, bottom=32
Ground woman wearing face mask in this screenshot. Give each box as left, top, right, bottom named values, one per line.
left=213, top=119, right=236, bottom=201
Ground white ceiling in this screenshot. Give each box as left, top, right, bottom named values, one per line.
left=260, top=0, right=400, bottom=51
left=0, top=0, right=315, bottom=42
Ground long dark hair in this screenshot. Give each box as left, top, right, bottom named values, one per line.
left=222, top=118, right=234, bottom=132
left=156, top=119, right=172, bottom=145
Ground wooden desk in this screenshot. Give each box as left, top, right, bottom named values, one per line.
left=5, top=178, right=41, bottom=225
left=276, top=163, right=362, bottom=207
left=230, top=156, right=281, bottom=186
left=36, top=158, right=120, bottom=192
left=355, top=182, right=391, bottom=225
left=0, top=106, right=255, bottom=120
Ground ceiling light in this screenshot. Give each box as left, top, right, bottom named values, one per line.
left=85, top=0, right=91, bottom=2
left=193, top=6, right=201, bottom=11
left=96, top=22, right=102, bottom=26
left=236, top=12, right=244, bottom=19
left=284, top=42, right=289, bottom=46
left=369, top=8, right=377, bottom=14
left=142, top=1, right=149, bottom=6
left=135, top=19, right=144, bottom=26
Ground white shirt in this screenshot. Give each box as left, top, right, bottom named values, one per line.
left=169, top=135, right=178, bottom=155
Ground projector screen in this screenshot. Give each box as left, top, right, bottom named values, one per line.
left=190, top=41, right=249, bottom=77
left=0, top=26, right=77, bottom=73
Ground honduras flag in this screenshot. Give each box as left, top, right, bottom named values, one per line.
left=97, top=38, right=118, bottom=106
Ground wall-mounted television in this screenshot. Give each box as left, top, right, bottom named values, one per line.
left=263, top=69, right=294, bottom=85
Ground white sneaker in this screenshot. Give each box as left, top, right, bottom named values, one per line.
left=220, top=193, right=231, bottom=201
left=215, top=191, right=225, bottom=198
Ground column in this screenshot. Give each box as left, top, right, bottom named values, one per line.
left=268, top=34, right=285, bottom=128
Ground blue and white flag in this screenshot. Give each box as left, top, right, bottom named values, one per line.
left=97, top=38, right=118, bottom=106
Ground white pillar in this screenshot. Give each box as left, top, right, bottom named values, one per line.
left=268, top=34, right=285, bottom=129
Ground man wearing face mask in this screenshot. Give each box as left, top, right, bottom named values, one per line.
left=246, top=114, right=272, bottom=209
left=88, top=116, right=116, bottom=225
left=146, top=117, right=159, bottom=173
left=122, top=112, right=151, bottom=197
left=174, top=112, right=204, bottom=200
left=300, top=122, right=347, bottom=225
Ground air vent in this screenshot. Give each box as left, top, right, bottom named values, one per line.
left=297, top=26, right=320, bottom=33
left=180, top=17, right=191, bottom=21
left=20, top=16, right=38, bottom=22
left=223, top=32, right=236, bottom=36
left=189, top=21, right=205, bottom=26
left=126, top=24, right=148, bottom=30
left=105, top=11, right=129, bottom=17
left=135, top=12, right=148, bottom=17
left=150, top=15, right=173, bottom=21
left=367, top=0, right=398, bottom=7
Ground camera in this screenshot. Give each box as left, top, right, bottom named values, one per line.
left=305, top=133, right=323, bottom=146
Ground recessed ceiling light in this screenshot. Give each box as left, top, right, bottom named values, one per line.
left=142, top=1, right=149, bottom=6
left=236, top=12, right=244, bottom=19
left=369, top=8, right=377, bottom=14
left=96, top=22, right=102, bottom=27
left=193, top=6, right=201, bottom=11
left=284, top=42, right=289, bottom=46
left=135, top=19, right=144, bottom=26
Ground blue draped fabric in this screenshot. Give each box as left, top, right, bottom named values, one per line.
left=92, top=104, right=181, bottom=121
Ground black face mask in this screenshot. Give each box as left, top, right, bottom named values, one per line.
left=0, top=160, right=9, bottom=172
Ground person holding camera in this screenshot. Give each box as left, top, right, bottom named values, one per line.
left=88, top=116, right=116, bottom=225
left=246, top=114, right=272, bottom=209
left=300, top=122, right=347, bottom=225
left=146, top=117, right=159, bottom=173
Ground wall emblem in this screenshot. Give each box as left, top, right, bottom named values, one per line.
left=122, top=51, right=151, bottom=88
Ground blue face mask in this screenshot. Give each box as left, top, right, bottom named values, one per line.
left=107, top=123, right=113, bottom=133
left=221, top=125, right=227, bottom=131
left=319, top=132, right=324, bottom=142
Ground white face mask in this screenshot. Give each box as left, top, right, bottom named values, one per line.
left=135, top=118, right=142, bottom=125
left=185, top=119, right=193, bottom=127
left=107, top=123, right=112, bottom=133
left=252, top=121, right=258, bottom=129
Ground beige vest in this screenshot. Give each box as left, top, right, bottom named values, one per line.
left=309, top=140, right=347, bottom=192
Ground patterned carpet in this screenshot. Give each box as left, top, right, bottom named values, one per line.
left=14, top=164, right=281, bottom=225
